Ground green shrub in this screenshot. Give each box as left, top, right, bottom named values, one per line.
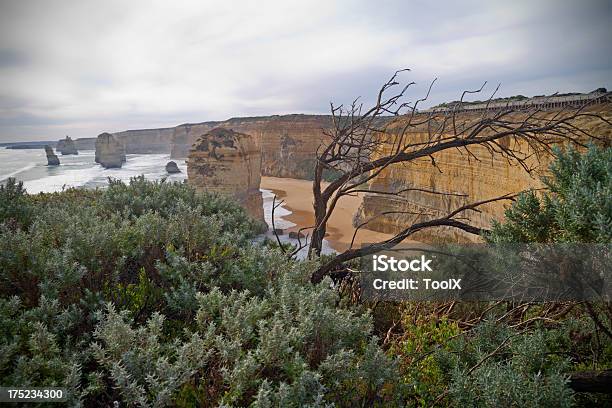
left=438, top=320, right=575, bottom=408
left=385, top=146, right=612, bottom=407
left=0, top=176, right=402, bottom=406
left=0, top=178, right=34, bottom=229
left=390, top=309, right=459, bottom=406
left=488, top=145, right=611, bottom=243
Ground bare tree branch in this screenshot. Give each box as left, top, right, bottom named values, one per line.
left=307, top=69, right=609, bottom=283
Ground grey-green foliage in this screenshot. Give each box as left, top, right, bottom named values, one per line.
left=0, top=295, right=87, bottom=404
left=437, top=320, right=574, bottom=408
left=488, top=145, right=611, bottom=243
left=477, top=145, right=612, bottom=407
left=0, top=176, right=402, bottom=406
left=0, top=178, right=33, bottom=228
left=92, top=261, right=402, bottom=407
left=92, top=305, right=214, bottom=407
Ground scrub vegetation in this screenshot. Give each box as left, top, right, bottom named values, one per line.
left=0, top=145, right=610, bottom=406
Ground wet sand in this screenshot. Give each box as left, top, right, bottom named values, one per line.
left=261, top=176, right=396, bottom=252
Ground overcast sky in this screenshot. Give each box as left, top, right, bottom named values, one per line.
left=0, top=0, right=610, bottom=142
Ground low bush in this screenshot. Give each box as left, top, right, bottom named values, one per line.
left=0, top=176, right=401, bottom=406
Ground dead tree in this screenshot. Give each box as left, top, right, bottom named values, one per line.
left=308, top=70, right=610, bottom=283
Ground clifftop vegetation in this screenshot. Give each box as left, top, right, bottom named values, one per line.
left=0, top=146, right=610, bottom=406
left=0, top=177, right=401, bottom=406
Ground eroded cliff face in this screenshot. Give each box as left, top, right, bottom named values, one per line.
left=173, top=115, right=332, bottom=179
left=92, top=128, right=174, bottom=167
left=355, top=106, right=612, bottom=242
left=95, top=133, right=126, bottom=168
left=73, top=137, right=96, bottom=150
left=187, top=128, right=264, bottom=222
left=93, top=115, right=330, bottom=179
left=112, top=128, right=175, bottom=154
left=94, top=128, right=174, bottom=166
left=170, top=121, right=222, bottom=158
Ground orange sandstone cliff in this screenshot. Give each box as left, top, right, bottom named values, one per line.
left=355, top=106, right=612, bottom=242
left=187, top=128, right=265, bottom=222
left=94, top=115, right=332, bottom=179
left=172, top=115, right=332, bottom=179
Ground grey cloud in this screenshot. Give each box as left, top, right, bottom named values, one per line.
left=0, top=48, right=28, bottom=68
left=0, top=0, right=611, bottom=142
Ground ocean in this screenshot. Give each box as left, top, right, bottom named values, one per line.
left=0, top=148, right=187, bottom=193
left=0, top=147, right=334, bottom=257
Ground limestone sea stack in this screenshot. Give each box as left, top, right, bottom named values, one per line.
left=187, top=128, right=264, bottom=222
left=95, top=132, right=126, bottom=168
left=45, top=145, right=60, bottom=166
left=56, top=136, right=79, bottom=155
left=165, top=161, right=181, bottom=173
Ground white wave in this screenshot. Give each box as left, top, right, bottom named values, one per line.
left=261, top=188, right=296, bottom=230
left=98, top=154, right=188, bottom=184
left=0, top=163, right=37, bottom=182
left=20, top=154, right=188, bottom=194
left=259, top=188, right=335, bottom=257
left=23, top=165, right=105, bottom=194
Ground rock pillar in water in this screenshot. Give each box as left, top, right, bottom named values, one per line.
left=95, top=132, right=126, bottom=168
left=57, top=136, right=79, bottom=155
left=45, top=145, right=60, bottom=166
left=187, top=128, right=264, bottom=222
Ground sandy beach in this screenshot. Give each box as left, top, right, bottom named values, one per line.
left=261, top=176, right=396, bottom=252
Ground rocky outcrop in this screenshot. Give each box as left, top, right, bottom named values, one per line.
left=56, top=136, right=78, bottom=155
left=173, top=115, right=332, bottom=179
left=95, top=133, right=126, bottom=168
left=187, top=128, right=264, bottom=222
left=355, top=106, right=612, bottom=243
left=45, top=145, right=60, bottom=166
left=165, top=161, right=181, bottom=173
left=92, top=115, right=331, bottom=179
left=92, top=127, right=174, bottom=165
